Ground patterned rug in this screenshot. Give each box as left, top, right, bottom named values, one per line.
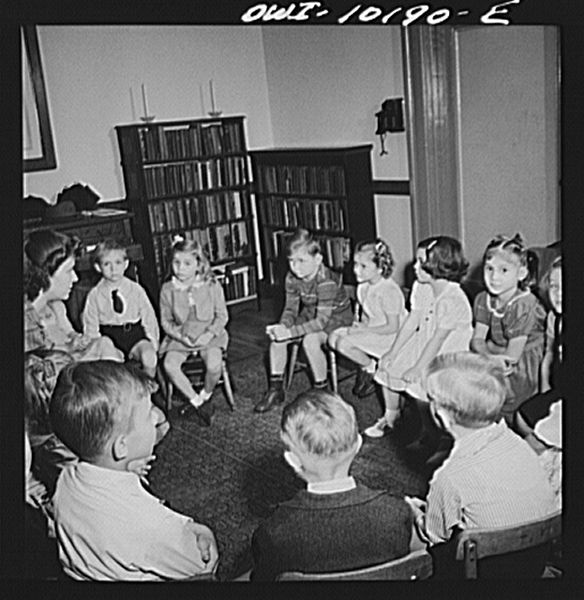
left=148, top=355, right=430, bottom=581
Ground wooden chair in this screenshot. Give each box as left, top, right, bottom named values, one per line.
left=454, top=511, right=562, bottom=579
left=162, top=349, right=235, bottom=413
left=286, top=338, right=339, bottom=392
left=276, top=549, right=433, bottom=581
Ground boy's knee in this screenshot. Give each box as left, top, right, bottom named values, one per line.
left=327, top=330, right=340, bottom=350
left=302, top=332, right=324, bottom=352
left=141, top=346, right=158, bottom=370
left=163, top=353, right=182, bottom=374
left=204, top=350, right=222, bottom=374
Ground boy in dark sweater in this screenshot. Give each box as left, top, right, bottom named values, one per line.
left=251, top=389, right=412, bottom=580
left=254, top=229, right=353, bottom=413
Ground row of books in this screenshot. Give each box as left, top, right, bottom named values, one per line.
left=259, top=164, right=347, bottom=196
left=147, top=191, right=249, bottom=233
left=213, top=263, right=258, bottom=302
left=261, top=196, right=346, bottom=232
left=138, top=121, right=244, bottom=162
left=268, top=229, right=351, bottom=274
left=151, top=223, right=251, bottom=277
left=143, top=156, right=248, bottom=199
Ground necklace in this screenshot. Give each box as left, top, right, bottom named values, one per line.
left=486, top=290, right=529, bottom=318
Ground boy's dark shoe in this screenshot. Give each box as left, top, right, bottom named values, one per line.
left=180, top=400, right=214, bottom=427
left=352, top=370, right=376, bottom=398
left=254, top=387, right=285, bottom=413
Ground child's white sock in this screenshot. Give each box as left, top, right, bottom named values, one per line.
left=384, top=408, right=401, bottom=427
left=199, top=389, right=212, bottom=403
left=189, top=392, right=202, bottom=408
left=364, top=359, right=377, bottom=374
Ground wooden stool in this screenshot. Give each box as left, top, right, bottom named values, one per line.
left=162, top=350, right=235, bottom=412
left=286, top=338, right=338, bottom=392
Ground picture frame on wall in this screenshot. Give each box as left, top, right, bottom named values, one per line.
left=22, top=25, right=57, bottom=173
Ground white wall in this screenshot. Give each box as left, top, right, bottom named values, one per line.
left=24, top=25, right=274, bottom=202
left=455, top=26, right=560, bottom=274
left=24, top=25, right=414, bottom=286
left=261, top=26, right=412, bottom=285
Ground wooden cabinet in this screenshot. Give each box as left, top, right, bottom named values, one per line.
left=250, top=145, right=375, bottom=294
left=115, top=116, right=258, bottom=307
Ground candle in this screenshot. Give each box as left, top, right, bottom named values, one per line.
left=209, top=79, right=216, bottom=113
left=141, top=83, right=149, bottom=116
left=130, top=87, right=136, bottom=121
left=199, top=84, right=206, bottom=115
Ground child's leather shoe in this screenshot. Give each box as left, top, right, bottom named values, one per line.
left=353, top=370, right=376, bottom=397
left=254, top=387, right=285, bottom=413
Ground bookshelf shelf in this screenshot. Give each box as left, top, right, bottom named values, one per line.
left=250, top=146, right=375, bottom=294
left=116, top=116, right=258, bottom=307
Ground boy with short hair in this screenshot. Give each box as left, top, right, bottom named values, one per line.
left=83, top=239, right=159, bottom=378
left=254, top=229, right=353, bottom=413
left=251, top=388, right=412, bottom=580
left=406, top=352, right=557, bottom=576
left=50, top=360, right=218, bottom=581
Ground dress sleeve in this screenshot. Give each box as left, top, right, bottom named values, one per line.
left=424, top=472, right=463, bottom=546
left=380, top=280, right=405, bottom=317
left=53, top=301, right=77, bottom=337
left=159, top=284, right=181, bottom=338
left=82, top=288, right=101, bottom=338
left=504, top=295, right=539, bottom=338
left=473, top=291, right=490, bottom=325
left=409, top=281, right=429, bottom=312
left=436, top=287, right=470, bottom=330
left=207, top=282, right=229, bottom=335
left=24, top=304, right=47, bottom=352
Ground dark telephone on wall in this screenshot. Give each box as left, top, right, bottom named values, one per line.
left=375, top=98, right=405, bottom=155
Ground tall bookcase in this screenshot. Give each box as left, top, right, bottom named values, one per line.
left=250, top=145, right=375, bottom=293
left=115, top=116, right=258, bottom=306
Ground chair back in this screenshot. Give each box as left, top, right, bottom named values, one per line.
left=276, top=549, right=433, bottom=581
left=455, top=511, right=562, bottom=579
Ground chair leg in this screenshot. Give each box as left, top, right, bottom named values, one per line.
left=329, top=349, right=338, bottom=393
left=156, top=364, right=172, bottom=413
left=221, top=360, right=235, bottom=411
left=286, top=342, right=300, bottom=390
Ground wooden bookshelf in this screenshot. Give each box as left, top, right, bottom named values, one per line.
left=115, top=116, right=258, bottom=307
left=250, top=145, right=375, bottom=294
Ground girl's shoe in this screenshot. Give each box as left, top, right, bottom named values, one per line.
left=363, top=416, right=390, bottom=438
left=353, top=370, right=376, bottom=398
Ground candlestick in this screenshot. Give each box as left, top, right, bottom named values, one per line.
left=141, top=83, right=149, bottom=116
left=208, top=79, right=222, bottom=117
left=199, top=84, right=206, bottom=116
left=130, top=87, right=137, bottom=121
left=139, top=83, right=155, bottom=122
left=209, top=79, right=216, bottom=114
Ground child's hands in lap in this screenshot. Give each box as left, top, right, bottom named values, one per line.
left=68, top=333, right=93, bottom=352
left=189, top=523, right=219, bottom=571
left=193, top=331, right=214, bottom=347
left=402, top=366, right=423, bottom=384
left=266, top=324, right=291, bottom=342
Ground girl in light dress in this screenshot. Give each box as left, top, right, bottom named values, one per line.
left=368, top=236, right=473, bottom=439
left=328, top=239, right=406, bottom=399
left=470, top=233, right=546, bottom=426
left=159, top=235, right=229, bottom=427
